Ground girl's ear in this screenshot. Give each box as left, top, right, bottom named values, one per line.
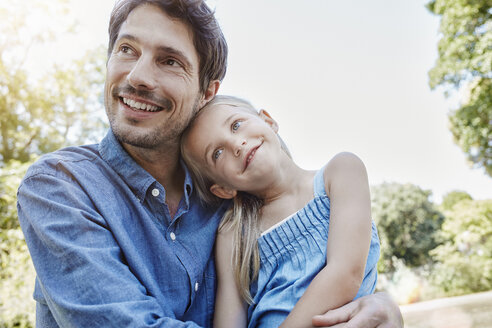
left=259, top=109, right=279, bottom=133
left=210, top=184, right=237, bottom=199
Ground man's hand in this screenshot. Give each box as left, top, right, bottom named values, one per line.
left=311, top=292, right=403, bottom=328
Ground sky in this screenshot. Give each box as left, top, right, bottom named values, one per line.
left=26, top=0, right=492, bottom=202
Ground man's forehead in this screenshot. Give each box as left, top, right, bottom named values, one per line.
left=119, top=5, right=194, bottom=45
left=116, top=4, right=199, bottom=65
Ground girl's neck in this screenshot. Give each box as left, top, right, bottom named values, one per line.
left=253, top=160, right=316, bottom=232
left=248, top=150, right=306, bottom=201
left=259, top=161, right=307, bottom=203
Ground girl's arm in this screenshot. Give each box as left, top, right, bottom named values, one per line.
left=213, top=227, right=248, bottom=328
left=280, top=152, right=373, bottom=328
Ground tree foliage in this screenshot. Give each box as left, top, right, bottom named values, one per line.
left=430, top=199, right=492, bottom=296
left=0, top=161, right=35, bottom=328
left=0, top=0, right=107, bottom=164
left=0, top=228, right=35, bottom=328
left=440, top=190, right=473, bottom=211
left=0, top=1, right=107, bottom=326
left=427, top=0, right=492, bottom=176
left=371, top=182, right=445, bottom=273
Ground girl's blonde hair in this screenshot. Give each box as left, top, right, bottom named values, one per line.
left=181, top=95, right=290, bottom=303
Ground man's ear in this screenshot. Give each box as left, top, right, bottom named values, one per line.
left=199, top=80, right=221, bottom=108
left=259, top=109, right=279, bottom=133
left=210, top=184, right=237, bottom=199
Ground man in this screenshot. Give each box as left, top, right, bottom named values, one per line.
left=17, top=1, right=403, bottom=327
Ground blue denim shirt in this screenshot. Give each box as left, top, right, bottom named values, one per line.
left=17, top=130, right=227, bottom=327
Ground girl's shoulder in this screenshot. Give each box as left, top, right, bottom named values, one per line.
left=322, top=152, right=368, bottom=197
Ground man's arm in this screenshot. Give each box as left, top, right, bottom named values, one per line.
left=17, top=170, right=204, bottom=328
left=312, top=292, right=403, bottom=328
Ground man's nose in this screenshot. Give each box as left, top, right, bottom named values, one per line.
left=127, top=55, right=157, bottom=90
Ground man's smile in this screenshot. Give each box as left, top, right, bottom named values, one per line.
left=121, top=97, right=163, bottom=112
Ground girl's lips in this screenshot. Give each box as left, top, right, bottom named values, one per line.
left=243, top=142, right=263, bottom=172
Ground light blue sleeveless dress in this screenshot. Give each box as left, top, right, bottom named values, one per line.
left=247, top=167, right=380, bottom=328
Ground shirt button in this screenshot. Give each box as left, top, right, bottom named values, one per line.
left=170, top=232, right=176, bottom=241
left=195, top=282, right=199, bottom=291
left=151, top=188, right=160, bottom=197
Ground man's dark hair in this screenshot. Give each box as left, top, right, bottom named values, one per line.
left=108, top=0, right=228, bottom=93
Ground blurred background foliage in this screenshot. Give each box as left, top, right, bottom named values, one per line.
left=372, top=184, right=492, bottom=304
left=371, top=183, right=445, bottom=273
left=427, top=0, right=492, bottom=176
left=0, top=0, right=106, bottom=326
left=0, top=0, right=491, bottom=326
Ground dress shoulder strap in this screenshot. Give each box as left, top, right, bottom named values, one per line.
left=313, top=165, right=328, bottom=198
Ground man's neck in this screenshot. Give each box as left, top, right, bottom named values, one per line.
left=123, top=143, right=185, bottom=217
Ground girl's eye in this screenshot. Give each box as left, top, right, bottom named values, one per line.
left=232, top=121, right=242, bottom=131
left=213, top=149, right=223, bottom=160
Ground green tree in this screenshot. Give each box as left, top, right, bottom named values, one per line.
left=427, top=0, right=492, bottom=176
left=440, top=190, right=473, bottom=211
left=0, top=0, right=107, bottom=164
left=0, top=160, right=35, bottom=328
left=0, top=1, right=107, bottom=326
left=430, top=199, right=492, bottom=296
left=371, top=182, right=445, bottom=273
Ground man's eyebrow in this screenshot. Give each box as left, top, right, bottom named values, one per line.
left=116, top=33, right=138, bottom=43
left=116, top=34, right=193, bottom=69
left=156, top=46, right=193, bottom=69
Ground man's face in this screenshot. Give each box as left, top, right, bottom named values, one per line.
left=105, top=4, right=204, bottom=150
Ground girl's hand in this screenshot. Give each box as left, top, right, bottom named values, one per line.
left=311, top=292, right=403, bottom=328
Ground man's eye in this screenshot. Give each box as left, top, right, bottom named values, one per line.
left=164, top=59, right=180, bottom=67
left=232, top=121, right=242, bottom=131
left=120, top=45, right=132, bottom=54
left=213, top=149, right=223, bottom=160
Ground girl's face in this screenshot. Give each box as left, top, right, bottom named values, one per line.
left=183, top=103, right=283, bottom=199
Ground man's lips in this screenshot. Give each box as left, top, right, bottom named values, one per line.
left=113, top=84, right=172, bottom=112
left=243, top=142, right=263, bottom=172
left=120, top=96, right=163, bottom=112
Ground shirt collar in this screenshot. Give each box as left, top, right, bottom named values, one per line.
left=99, top=130, right=194, bottom=205
left=99, top=130, right=157, bottom=201
left=181, top=158, right=194, bottom=208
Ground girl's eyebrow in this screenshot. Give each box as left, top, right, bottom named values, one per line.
left=202, top=113, right=238, bottom=164
left=224, top=113, right=239, bottom=127
left=203, top=143, right=213, bottom=164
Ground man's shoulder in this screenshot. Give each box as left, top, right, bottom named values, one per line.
left=24, top=144, right=102, bottom=179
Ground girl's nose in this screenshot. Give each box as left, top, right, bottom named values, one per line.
left=233, top=139, right=247, bottom=157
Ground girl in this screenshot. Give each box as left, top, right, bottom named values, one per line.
left=181, top=95, right=380, bottom=328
